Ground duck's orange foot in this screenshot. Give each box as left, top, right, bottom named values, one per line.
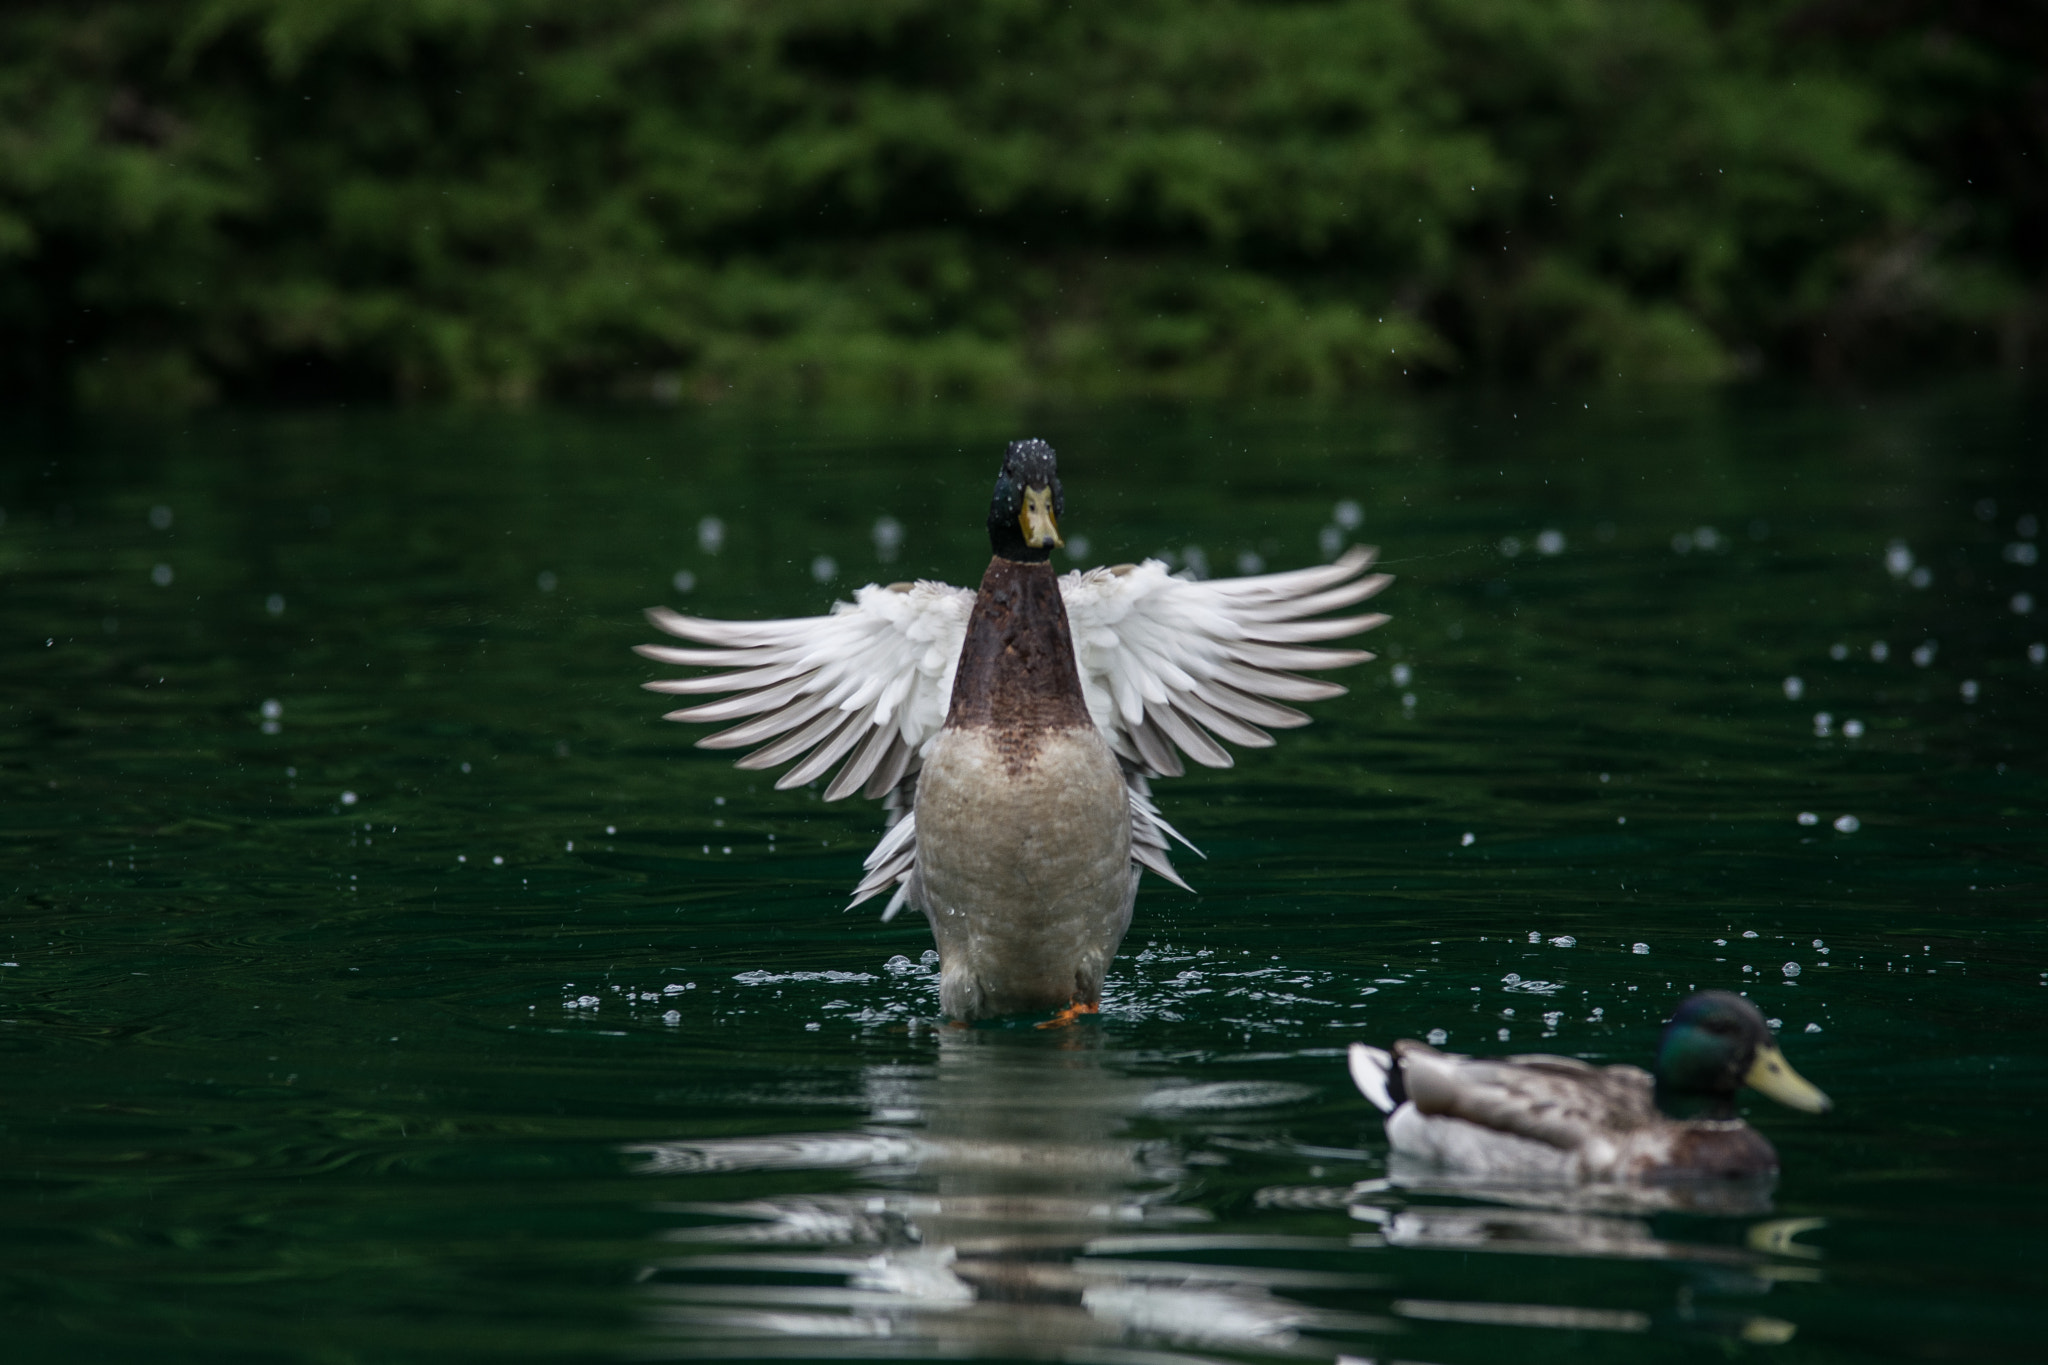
left=1035, top=1001, right=1100, bottom=1030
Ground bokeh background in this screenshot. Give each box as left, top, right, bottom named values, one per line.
left=3, top=0, right=2043, bottom=409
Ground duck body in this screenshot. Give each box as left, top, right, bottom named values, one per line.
left=637, top=439, right=1392, bottom=1022
left=1364, top=1043, right=1778, bottom=1184
left=1349, top=992, right=1829, bottom=1185
left=915, top=556, right=1136, bottom=1017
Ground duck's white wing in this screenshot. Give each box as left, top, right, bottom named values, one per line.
left=636, top=580, right=973, bottom=805
left=1060, top=546, right=1390, bottom=779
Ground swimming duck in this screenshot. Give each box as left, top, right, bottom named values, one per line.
left=637, top=439, right=1389, bottom=1021
left=1347, top=990, right=1831, bottom=1182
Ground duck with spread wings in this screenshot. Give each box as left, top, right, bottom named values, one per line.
left=636, top=439, right=1390, bottom=1022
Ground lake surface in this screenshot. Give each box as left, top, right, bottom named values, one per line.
left=2, top=393, right=2043, bottom=1363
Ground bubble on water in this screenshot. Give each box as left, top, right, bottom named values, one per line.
left=1884, top=541, right=1914, bottom=578
left=1797, top=811, right=1818, bottom=825
left=1460, top=832, right=1475, bottom=847
left=1391, top=663, right=1413, bottom=686
left=1497, top=1027, right=1511, bottom=1041
left=1869, top=641, right=1890, bottom=662
left=1812, top=711, right=1833, bottom=737
left=1833, top=814, right=1860, bottom=833
left=804, top=1022, right=822, bottom=1031
left=1805, top=1022, right=1822, bottom=1033
left=1960, top=680, right=1980, bottom=703
left=492, top=855, right=504, bottom=865
left=872, top=515, right=904, bottom=561
left=1842, top=719, right=1865, bottom=739
left=1812, top=939, right=1825, bottom=948
left=1235, top=550, right=1265, bottom=576
left=2012, top=593, right=2035, bottom=616
left=697, top=516, right=726, bottom=554
left=151, top=563, right=174, bottom=587
left=149, top=505, right=173, bottom=529
left=341, top=791, right=358, bottom=806
left=1782, top=675, right=1804, bottom=700
left=1549, top=935, right=1576, bottom=948
left=1319, top=526, right=1346, bottom=559
left=1743, top=930, right=1760, bottom=938
left=920, top=949, right=940, bottom=966
left=1426, top=1028, right=1449, bottom=1045
left=1535, top=528, right=1566, bottom=556
left=1632, top=942, right=1649, bottom=955
left=1498, top=535, right=1523, bottom=558
left=1528, top=932, right=1541, bottom=943
left=663, top=1010, right=682, bottom=1025
left=810, top=554, right=838, bottom=584
left=671, top=569, right=696, bottom=594
left=1782, top=962, right=1802, bottom=977
left=1333, top=499, right=1363, bottom=530
left=261, top=699, right=282, bottom=720
left=536, top=570, right=558, bottom=592
left=607, top=825, right=616, bottom=835
left=1743, top=964, right=1754, bottom=973
left=1912, top=640, right=1937, bottom=667
left=1829, top=643, right=1848, bottom=660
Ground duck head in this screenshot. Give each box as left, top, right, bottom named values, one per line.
left=1653, top=990, right=1831, bottom=1120
left=987, top=439, right=1065, bottom=563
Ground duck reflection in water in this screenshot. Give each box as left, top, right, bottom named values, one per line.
left=628, top=1028, right=1386, bottom=1359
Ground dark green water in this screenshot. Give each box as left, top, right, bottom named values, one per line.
left=3, top=394, right=2043, bottom=1364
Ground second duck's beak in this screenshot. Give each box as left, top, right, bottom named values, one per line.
left=1020, top=485, right=1063, bottom=549
left=1745, top=1044, right=1832, bottom=1113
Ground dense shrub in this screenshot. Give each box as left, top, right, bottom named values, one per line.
left=1, top=0, right=2040, bottom=405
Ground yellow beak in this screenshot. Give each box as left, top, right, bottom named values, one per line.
left=1745, top=1044, right=1832, bottom=1113
left=1020, top=485, right=1063, bottom=549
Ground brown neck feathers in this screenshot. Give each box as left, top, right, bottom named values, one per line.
left=944, top=557, right=1093, bottom=736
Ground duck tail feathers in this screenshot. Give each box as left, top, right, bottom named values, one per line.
left=1348, top=1043, right=1399, bottom=1114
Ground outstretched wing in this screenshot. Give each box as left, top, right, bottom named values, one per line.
left=635, top=580, right=973, bottom=803
left=1060, top=546, right=1390, bottom=778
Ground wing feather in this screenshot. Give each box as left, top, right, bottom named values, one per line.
left=640, top=582, right=973, bottom=798
left=1062, top=545, right=1388, bottom=781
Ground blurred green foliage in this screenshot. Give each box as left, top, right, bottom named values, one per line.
left=1, top=0, right=2041, bottom=406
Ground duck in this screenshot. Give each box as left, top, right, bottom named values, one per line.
left=1347, top=990, right=1831, bottom=1183
left=637, top=439, right=1389, bottom=1022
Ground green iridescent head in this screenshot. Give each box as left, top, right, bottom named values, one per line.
left=1654, top=990, right=1831, bottom=1119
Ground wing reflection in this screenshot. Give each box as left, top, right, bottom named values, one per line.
left=628, top=1029, right=1385, bottom=1360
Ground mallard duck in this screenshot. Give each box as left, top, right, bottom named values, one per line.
left=1347, top=990, right=1831, bottom=1182
left=637, top=439, right=1389, bottom=1021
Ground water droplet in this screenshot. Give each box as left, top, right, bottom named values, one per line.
left=340, top=791, right=358, bottom=806
left=1833, top=814, right=1860, bottom=833
left=1797, top=811, right=1818, bottom=825
left=1391, top=663, right=1412, bottom=686
left=1842, top=719, right=1865, bottom=739
left=810, top=554, right=837, bottom=584
left=1632, top=943, right=1649, bottom=955
left=1426, top=1028, right=1449, bottom=1045
left=149, top=505, right=173, bottom=529
left=1884, top=541, right=1914, bottom=578
left=265, top=593, right=286, bottom=615
left=697, top=516, right=726, bottom=554
left=1498, top=535, right=1523, bottom=558
left=1782, top=675, right=1804, bottom=700
left=1535, top=528, right=1565, bottom=556
left=1960, top=680, right=1980, bottom=703
left=536, top=570, right=558, bottom=592
left=151, top=563, right=174, bottom=587
left=1460, top=832, right=1475, bottom=847
left=1333, top=499, right=1362, bottom=530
